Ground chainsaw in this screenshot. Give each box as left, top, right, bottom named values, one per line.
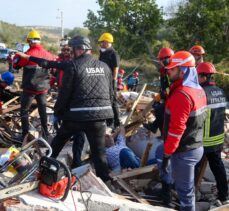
left=39, top=156, right=75, bottom=201
left=0, top=137, right=52, bottom=201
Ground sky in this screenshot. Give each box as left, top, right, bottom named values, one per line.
left=0, top=0, right=171, bottom=29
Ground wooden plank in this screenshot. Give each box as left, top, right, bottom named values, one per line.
left=124, top=84, right=147, bottom=126
left=124, top=100, right=154, bottom=135
left=195, top=156, right=208, bottom=191
left=140, top=142, right=153, bottom=167
left=115, top=177, right=150, bottom=204
left=2, top=96, right=19, bottom=107
left=113, top=164, right=156, bottom=179
left=2, top=104, right=20, bottom=114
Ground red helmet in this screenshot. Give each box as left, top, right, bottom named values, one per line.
left=133, top=71, right=139, bottom=77
left=119, top=69, right=125, bottom=74
left=189, top=45, right=205, bottom=55
left=118, top=77, right=123, bottom=83
left=166, top=51, right=195, bottom=69
left=158, top=47, right=174, bottom=59
left=197, top=62, right=216, bottom=74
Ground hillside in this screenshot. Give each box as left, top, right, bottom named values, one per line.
left=0, top=21, right=70, bottom=53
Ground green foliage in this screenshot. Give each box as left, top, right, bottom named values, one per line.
left=0, top=21, right=29, bottom=48
left=167, top=0, right=229, bottom=63
left=68, top=27, right=90, bottom=38
left=84, top=0, right=163, bottom=59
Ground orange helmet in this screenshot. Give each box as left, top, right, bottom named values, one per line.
left=158, top=47, right=174, bottom=59
left=197, top=62, right=216, bottom=74
left=119, top=69, right=125, bottom=75
left=189, top=45, right=205, bottom=55
left=166, top=51, right=195, bottom=69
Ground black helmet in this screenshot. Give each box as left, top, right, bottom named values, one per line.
left=69, top=36, right=92, bottom=50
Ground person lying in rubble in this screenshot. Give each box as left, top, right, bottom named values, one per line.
left=105, top=126, right=156, bottom=173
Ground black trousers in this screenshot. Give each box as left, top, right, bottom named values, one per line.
left=205, top=149, right=228, bottom=201
left=72, top=132, right=86, bottom=168
left=50, top=120, right=110, bottom=182
left=20, top=91, right=48, bottom=136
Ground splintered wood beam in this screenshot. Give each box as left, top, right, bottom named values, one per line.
left=113, top=165, right=156, bottom=180
left=124, top=99, right=154, bottom=136
left=141, top=142, right=153, bottom=167
left=195, top=156, right=208, bottom=191
left=115, top=177, right=150, bottom=205
left=2, top=105, right=20, bottom=114
left=124, top=84, right=147, bottom=126
left=2, top=96, right=19, bottom=107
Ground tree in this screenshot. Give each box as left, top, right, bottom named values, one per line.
left=167, top=0, right=229, bottom=62
left=68, top=27, right=90, bottom=38
left=84, top=0, right=163, bottom=59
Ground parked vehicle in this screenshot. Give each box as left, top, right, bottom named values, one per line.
left=0, top=43, right=6, bottom=49
left=0, top=48, right=10, bottom=62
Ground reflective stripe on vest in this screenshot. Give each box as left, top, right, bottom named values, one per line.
left=203, top=108, right=224, bottom=147
left=70, top=106, right=112, bottom=111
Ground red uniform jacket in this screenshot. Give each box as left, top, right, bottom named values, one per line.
left=163, top=79, right=207, bottom=155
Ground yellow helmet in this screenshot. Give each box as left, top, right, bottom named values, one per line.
left=98, top=33, right=113, bottom=43
left=27, top=30, right=41, bottom=40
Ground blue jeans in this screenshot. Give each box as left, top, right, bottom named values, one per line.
left=119, top=148, right=140, bottom=169
left=171, top=147, right=203, bottom=211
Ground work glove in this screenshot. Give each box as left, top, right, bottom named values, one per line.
left=161, top=155, right=171, bottom=175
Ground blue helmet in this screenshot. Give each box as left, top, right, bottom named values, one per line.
left=1, top=72, right=15, bottom=86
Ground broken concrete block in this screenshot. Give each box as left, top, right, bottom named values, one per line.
left=200, top=182, right=216, bottom=194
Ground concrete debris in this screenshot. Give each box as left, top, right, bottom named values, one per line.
left=0, top=80, right=229, bottom=210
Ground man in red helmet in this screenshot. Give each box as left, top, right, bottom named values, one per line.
left=157, top=47, right=174, bottom=98
left=197, top=62, right=229, bottom=205
left=143, top=48, right=174, bottom=135
left=162, top=51, right=207, bottom=211
left=189, top=45, right=205, bottom=66
left=127, top=71, right=139, bottom=91
left=118, top=68, right=125, bottom=78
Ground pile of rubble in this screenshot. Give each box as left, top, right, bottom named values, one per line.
left=0, top=81, right=228, bottom=211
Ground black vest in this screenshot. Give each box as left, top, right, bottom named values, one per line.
left=202, top=84, right=227, bottom=150
left=61, top=54, right=114, bottom=122
left=22, top=65, right=50, bottom=91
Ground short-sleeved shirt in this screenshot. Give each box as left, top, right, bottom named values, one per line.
left=105, top=134, right=128, bottom=170
left=99, top=47, right=120, bottom=76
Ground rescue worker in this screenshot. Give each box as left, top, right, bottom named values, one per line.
left=127, top=71, right=139, bottom=91
left=55, top=44, right=72, bottom=89
left=13, top=30, right=55, bottom=140
left=17, top=36, right=114, bottom=182
left=7, top=52, right=15, bottom=72
left=189, top=45, right=205, bottom=66
left=0, top=71, right=15, bottom=110
left=118, top=68, right=125, bottom=78
left=98, top=32, right=120, bottom=128
left=197, top=62, right=229, bottom=205
left=143, top=47, right=174, bottom=134
left=54, top=42, right=86, bottom=169
left=162, top=51, right=207, bottom=211
left=117, top=76, right=124, bottom=91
